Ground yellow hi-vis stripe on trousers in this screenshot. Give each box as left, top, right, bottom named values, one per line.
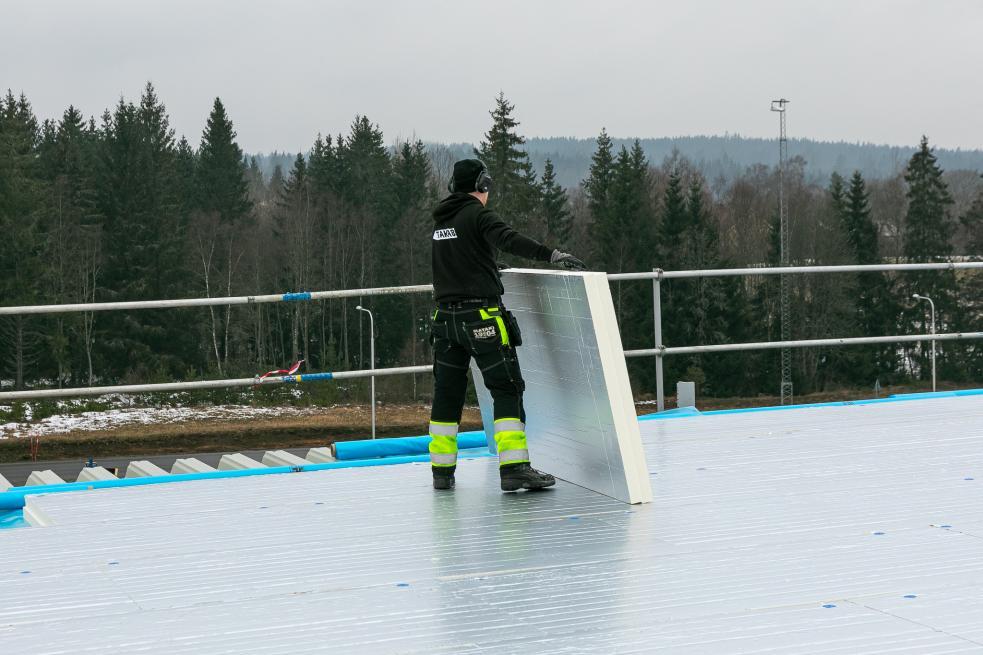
left=494, top=418, right=529, bottom=466
left=429, top=421, right=459, bottom=467
left=478, top=308, right=509, bottom=346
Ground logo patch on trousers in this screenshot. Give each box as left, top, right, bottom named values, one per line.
left=433, top=228, right=458, bottom=240
left=472, top=325, right=497, bottom=340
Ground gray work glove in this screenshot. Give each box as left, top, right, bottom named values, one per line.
left=550, top=249, right=587, bottom=271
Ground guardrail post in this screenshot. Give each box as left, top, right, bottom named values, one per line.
left=653, top=268, right=665, bottom=412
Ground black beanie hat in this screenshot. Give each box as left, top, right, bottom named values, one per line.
left=451, top=159, right=486, bottom=193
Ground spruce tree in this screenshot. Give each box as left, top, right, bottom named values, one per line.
left=175, top=136, right=197, bottom=218
left=386, top=140, right=434, bottom=385
left=902, top=136, right=960, bottom=381
left=959, top=176, right=983, bottom=378
left=839, top=171, right=897, bottom=380
left=195, top=98, right=251, bottom=224
left=681, top=178, right=729, bottom=393
left=584, top=128, right=615, bottom=265
left=606, top=141, right=656, bottom=390
left=658, top=169, right=688, bottom=270
left=37, top=105, right=103, bottom=385
left=275, top=154, right=314, bottom=362
left=540, top=158, right=571, bottom=248
left=844, top=171, right=878, bottom=265
left=829, top=172, right=846, bottom=221
left=0, top=91, right=44, bottom=389
left=474, top=93, right=540, bottom=235
left=338, top=115, right=391, bottom=216
left=94, top=83, right=191, bottom=379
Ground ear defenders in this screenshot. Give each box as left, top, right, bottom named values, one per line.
left=474, top=166, right=492, bottom=193
left=448, top=160, right=493, bottom=194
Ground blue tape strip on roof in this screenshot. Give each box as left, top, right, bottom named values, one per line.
left=0, top=450, right=493, bottom=511
left=638, top=388, right=983, bottom=421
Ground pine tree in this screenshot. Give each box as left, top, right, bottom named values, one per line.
left=539, top=158, right=571, bottom=249
left=474, top=93, right=540, bottom=235
left=902, top=136, right=960, bottom=381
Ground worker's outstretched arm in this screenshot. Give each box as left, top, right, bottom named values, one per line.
left=478, top=210, right=587, bottom=270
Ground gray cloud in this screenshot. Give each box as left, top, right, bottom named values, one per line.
left=3, top=0, right=981, bottom=152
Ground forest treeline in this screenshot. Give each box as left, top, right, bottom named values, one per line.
left=0, top=84, right=981, bottom=400
left=255, top=136, right=983, bottom=194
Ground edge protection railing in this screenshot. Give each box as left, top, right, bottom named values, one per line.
left=614, top=261, right=983, bottom=412
left=0, top=262, right=980, bottom=405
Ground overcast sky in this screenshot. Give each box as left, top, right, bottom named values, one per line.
left=3, top=0, right=981, bottom=153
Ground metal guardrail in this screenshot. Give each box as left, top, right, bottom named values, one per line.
left=0, top=285, right=435, bottom=316
left=0, top=365, right=433, bottom=401
left=627, top=261, right=983, bottom=411
left=0, top=262, right=980, bottom=405
left=608, top=261, right=983, bottom=281
left=625, top=332, right=983, bottom=358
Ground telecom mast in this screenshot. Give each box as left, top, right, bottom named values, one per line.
left=771, top=98, right=793, bottom=404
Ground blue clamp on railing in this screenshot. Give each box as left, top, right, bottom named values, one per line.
left=282, top=292, right=313, bottom=302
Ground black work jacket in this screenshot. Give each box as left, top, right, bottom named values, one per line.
left=431, top=193, right=553, bottom=302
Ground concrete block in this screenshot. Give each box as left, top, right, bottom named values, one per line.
left=218, top=453, right=265, bottom=471
left=25, top=470, right=65, bottom=486
left=171, top=458, right=216, bottom=474
left=262, top=450, right=309, bottom=467
left=124, top=460, right=169, bottom=478
left=677, top=381, right=696, bottom=408
left=306, top=447, right=336, bottom=463
left=0, top=473, right=12, bottom=490
left=76, top=466, right=117, bottom=483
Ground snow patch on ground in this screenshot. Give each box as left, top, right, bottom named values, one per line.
left=0, top=404, right=327, bottom=439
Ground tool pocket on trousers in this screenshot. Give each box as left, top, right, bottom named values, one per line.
left=464, top=319, right=502, bottom=353
left=430, top=318, right=450, bottom=345
left=503, top=310, right=523, bottom=347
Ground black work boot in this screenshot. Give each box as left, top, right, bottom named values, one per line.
left=432, top=466, right=455, bottom=490
left=500, top=463, right=555, bottom=492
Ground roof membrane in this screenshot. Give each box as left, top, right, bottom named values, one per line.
left=1, top=395, right=981, bottom=653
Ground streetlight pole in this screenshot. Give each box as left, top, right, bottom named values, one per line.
left=912, top=294, right=936, bottom=392
left=356, top=305, right=376, bottom=439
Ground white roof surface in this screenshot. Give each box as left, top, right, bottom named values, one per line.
left=2, top=395, right=982, bottom=653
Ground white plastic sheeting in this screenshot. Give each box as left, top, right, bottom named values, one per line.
left=170, top=458, right=215, bottom=474
left=76, top=467, right=117, bottom=483
left=217, top=453, right=264, bottom=471
left=24, top=470, right=64, bottom=486
left=124, top=461, right=169, bottom=478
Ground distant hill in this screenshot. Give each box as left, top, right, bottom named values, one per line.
left=250, top=135, right=983, bottom=191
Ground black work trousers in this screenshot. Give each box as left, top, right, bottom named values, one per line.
left=430, top=306, right=526, bottom=424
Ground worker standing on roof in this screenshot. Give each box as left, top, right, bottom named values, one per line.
left=428, top=158, right=586, bottom=492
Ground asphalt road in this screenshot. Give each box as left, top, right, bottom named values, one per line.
left=0, top=447, right=315, bottom=488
